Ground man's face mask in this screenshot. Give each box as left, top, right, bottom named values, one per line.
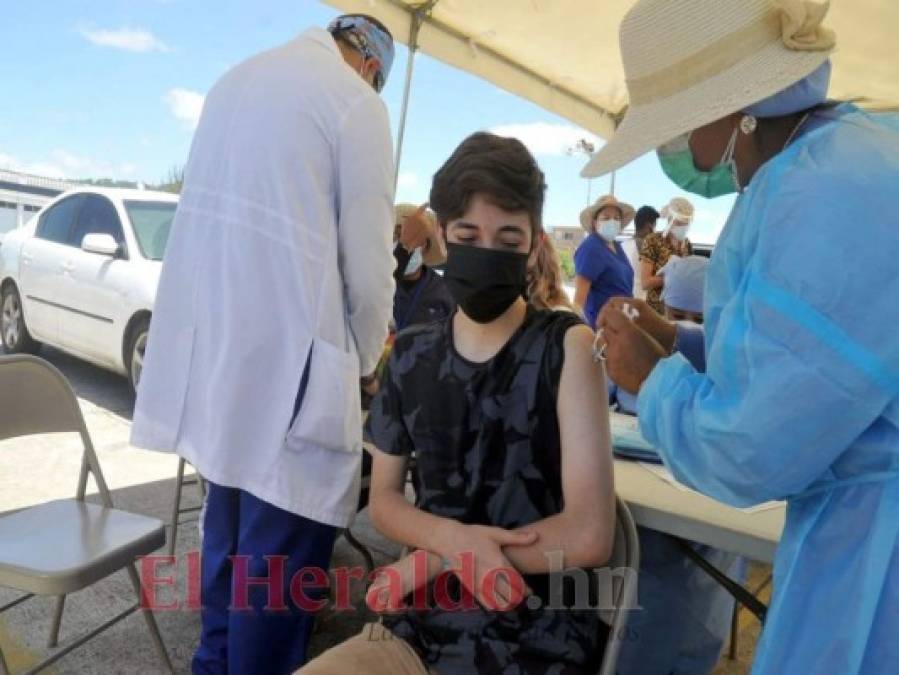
left=656, top=126, right=740, bottom=198
left=403, top=247, right=423, bottom=277
left=443, top=243, right=528, bottom=323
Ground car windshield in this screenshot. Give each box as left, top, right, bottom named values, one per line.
left=125, top=200, right=177, bottom=261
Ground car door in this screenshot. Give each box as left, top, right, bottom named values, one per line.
left=18, top=194, right=86, bottom=344
left=57, top=194, right=131, bottom=363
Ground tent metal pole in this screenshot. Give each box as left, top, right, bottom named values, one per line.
left=394, top=1, right=440, bottom=190
left=393, top=42, right=417, bottom=189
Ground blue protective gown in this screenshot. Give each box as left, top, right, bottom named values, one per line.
left=637, top=103, right=899, bottom=674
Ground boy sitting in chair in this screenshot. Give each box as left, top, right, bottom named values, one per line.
left=301, top=132, right=616, bottom=675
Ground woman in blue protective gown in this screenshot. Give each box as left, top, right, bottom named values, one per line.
left=586, top=0, right=899, bottom=673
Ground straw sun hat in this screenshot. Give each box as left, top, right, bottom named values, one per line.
left=394, top=203, right=446, bottom=266
left=579, top=194, right=636, bottom=233
left=582, top=0, right=835, bottom=178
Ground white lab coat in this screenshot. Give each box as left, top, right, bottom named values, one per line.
left=131, top=28, right=395, bottom=528
left=622, top=237, right=645, bottom=300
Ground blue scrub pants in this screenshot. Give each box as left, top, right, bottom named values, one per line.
left=192, top=482, right=337, bottom=675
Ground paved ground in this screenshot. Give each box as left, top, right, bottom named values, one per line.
left=0, top=345, right=401, bottom=674
left=0, top=344, right=761, bottom=674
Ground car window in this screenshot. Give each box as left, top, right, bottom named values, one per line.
left=36, top=195, right=85, bottom=245
left=70, top=195, right=126, bottom=251
left=124, top=200, right=177, bottom=261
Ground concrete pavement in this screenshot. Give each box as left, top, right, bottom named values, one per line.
left=0, top=345, right=401, bottom=674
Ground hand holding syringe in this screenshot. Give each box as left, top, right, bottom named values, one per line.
left=594, top=302, right=640, bottom=362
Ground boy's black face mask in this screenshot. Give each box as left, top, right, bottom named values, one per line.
left=443, top=243, right=529, bottom=324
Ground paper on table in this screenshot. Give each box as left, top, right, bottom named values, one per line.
left=638, top=462, right=783, bottom=514
left=639, top=462, right=695, bottom=493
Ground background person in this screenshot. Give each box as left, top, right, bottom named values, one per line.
left=660, top=255, right=708, bottom=324
left=131, top=14, right=396, bottom=674
left=622, top=205, right=659, bottom=300
left=587, top=0, right=899, bottom=672
left=527, top=233, right=577, bottom=313
left=391, top=203, right=455, bottom=330
left=640, top=197, right=694, bottom=313
left=572, top=194, right=636, bottom=328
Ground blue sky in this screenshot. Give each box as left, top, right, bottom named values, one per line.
left=0, top=0, right=734, bottom=243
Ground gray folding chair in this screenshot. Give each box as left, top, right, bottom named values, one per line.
left=598, top=497, right=641, bottom=675
left=169, top=457, right=207, bottom=556
left=0, top=355, right=173, bottom=675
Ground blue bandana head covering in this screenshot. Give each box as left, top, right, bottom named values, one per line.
left=660, top=255, right=708, bottom=314
left=742, top=60, right=831, bottom=118
left=328, top=15, right=395, bottom=92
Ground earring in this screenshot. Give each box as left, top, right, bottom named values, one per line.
left=740, top=114, right=758, bottom=135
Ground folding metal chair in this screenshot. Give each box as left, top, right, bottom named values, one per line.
left=340, top=448, right=421, bottom=576
left=598, top=497, right=641, bottom=675
left=168, top=457, right=207, bottom=556
left=0, top=354, right=173, bottom=674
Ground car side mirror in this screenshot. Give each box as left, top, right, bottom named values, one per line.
left=81, top=233, right=120, bottom=257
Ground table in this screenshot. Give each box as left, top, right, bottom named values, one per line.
left=615, top=458, right=787, bottom=622
left=614, top=459, right=786, bottom=564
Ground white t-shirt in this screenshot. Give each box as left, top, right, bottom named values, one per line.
left=622, top=237, right=645, bottom=299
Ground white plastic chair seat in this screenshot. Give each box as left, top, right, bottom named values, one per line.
left=0, top=499, right=166, bottom=596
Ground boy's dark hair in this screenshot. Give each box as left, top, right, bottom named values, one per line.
left=635, top=205, right=660, bottom=230
left=430, top=132, right=546, bottom=237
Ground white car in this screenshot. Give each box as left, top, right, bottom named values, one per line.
left=0, top=187, right=177, bottom=392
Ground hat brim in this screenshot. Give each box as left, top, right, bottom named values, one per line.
left=581, top=44, right=831, bottom=178
left=579, top=201, right=636, bottom=232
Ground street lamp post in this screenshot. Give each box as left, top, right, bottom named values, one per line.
left=567, top=138, right=596, bottom=204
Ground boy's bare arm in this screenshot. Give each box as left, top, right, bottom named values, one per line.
left=502, top=324, right=616, bottom=573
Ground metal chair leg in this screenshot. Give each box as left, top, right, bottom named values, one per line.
left=126, top=564, right=174, bottom=674
left=197, top=473, right=207, bottom=499
left=47, top=594, right=66, bottom=648
left=342, top=528, right=375, bottom=575
left=0, top=642, right=10, bottom=675
left=168, top=457, right=186, bottom=557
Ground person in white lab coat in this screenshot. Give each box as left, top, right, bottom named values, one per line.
left=130, top=14, right=397, bottom=675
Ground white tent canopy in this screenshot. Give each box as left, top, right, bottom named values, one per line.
left=324, top=0, right=899, bottom=145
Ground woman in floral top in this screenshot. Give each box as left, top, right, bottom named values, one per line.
left=640, top=197, right=694, bottom=313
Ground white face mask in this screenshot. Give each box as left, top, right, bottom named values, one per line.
left=404, top=247, right=423, bottom=277
left=670, top=224, right=690, bottom=242
left=597, top=219, right=622, bottom=243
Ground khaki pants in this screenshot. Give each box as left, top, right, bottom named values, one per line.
left=298, top=623, right=430, bottom=675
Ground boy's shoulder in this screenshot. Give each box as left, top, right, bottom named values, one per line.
left=526, top=307, right=584, bottom=336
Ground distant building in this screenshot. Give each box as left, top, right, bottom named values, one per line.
left=548, top=226, right=585, bottom=254
left=0, top=169, right=80, bottom=235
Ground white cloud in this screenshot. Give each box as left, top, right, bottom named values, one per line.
left=0, top=150, right=137, bottom=180
left=165, top=88, right=205, bottom=129
left=488, top=122, right=601, bottom=158
left=79, top=25, right=170, bottom=53
left=397, top=171, right=419, bottom=189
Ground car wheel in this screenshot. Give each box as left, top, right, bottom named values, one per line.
left=126, top=317, right=150, bottom=395
left=1, top=284, right=41, bottom=354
